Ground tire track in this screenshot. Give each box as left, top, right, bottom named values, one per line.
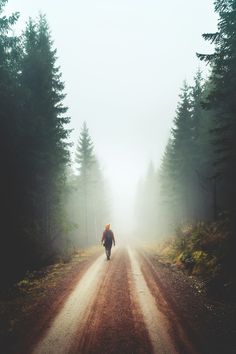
left=72, top=247, right=152, bottom=354
left=136, top=249, right=199, bottom=354
left=33, top=254, right=105, bottom=354
left=32, top=246, right=198, bottom=354
left=128, top=247, right=178, bottom=354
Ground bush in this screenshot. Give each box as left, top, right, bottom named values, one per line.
left=161, top=216, right=232, bottom=286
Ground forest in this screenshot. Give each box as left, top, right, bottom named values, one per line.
left=1, top=1, right=236, bottom=353
left=135, top=1, right=236, bottom=295
left=0, top=0, right=109, bottom=284
left=0, top=0, right=236, bottom=294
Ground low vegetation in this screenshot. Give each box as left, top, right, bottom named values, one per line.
left=157, top=216, right=235, bottom=301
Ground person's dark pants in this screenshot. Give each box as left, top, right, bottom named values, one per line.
left=105, top=247, right=111, bottom=260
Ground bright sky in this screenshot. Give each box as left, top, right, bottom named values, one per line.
left=5, top=0, right=218, bottom=230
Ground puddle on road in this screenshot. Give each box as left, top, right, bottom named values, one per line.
left=33, top=253, right=107, bottom=354
left=128, top=247, right=178, bottom=354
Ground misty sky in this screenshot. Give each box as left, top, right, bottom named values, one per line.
left=5, top=0, right=218, bottom=230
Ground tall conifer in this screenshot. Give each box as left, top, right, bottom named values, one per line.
left=0, top=0, right=21, bottom=281
left=197, top=0, right=236, bottom=235
left=19, top=15, right=70, bottom=259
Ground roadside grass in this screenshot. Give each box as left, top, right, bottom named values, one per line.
left=0, top=246, right=101, bottom=349
left=142, top=217, right=235, bottom=302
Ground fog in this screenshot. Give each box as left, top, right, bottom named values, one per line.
left=5, top=0, right=217, bottom=239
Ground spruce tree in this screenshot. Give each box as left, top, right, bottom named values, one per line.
left=171, top=82, right=194, bottom=221
left=159, top=139, right=178, bottom=228
left=190, top=70, right=209, bottom=219
left=190, top=73, right=217, bottom=220
left=0, top=0, right=21, bottom=281
left=197, top=0, right=236, bottom=211
left=197, top=0, right=236, bottom=247
left=75, top=122, right=95, bottom=177
left=75, top=122, right=95, bottom=245
left=19, top=15, right=70, bottom=260
left=191, top=70, right=204, bottom=144
left=89, top=158, right=110, bottom=240
left=74, top=122, right=109, bottom=245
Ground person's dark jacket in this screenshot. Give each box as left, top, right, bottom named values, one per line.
left=102, top=230, right=115, bottom=249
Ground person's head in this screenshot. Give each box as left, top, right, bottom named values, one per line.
left=105, top=223, right=110, bottom=230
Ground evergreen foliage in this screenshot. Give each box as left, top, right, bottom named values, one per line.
left=0, top=3, right=71, bottom=283
left=135, top=0, right=236, bottom=272
left=1, top=0, right=236, bottom=283
left=197, top=0, right=236, bottom=227
left=75, top=122, right=95, bottom=176
left=0, top=1, right=24, bottom=281
left=68, top=122, right=109, bottom=246
left=0, top=2, right=109, bottom=283
left=135, top=70, right=225, bottom=238
left=19, top=15, right=71, bottom=253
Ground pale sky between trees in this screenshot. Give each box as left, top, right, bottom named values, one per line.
left=5, top=0, right=218, bottom=230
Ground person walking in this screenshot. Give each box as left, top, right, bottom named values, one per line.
left=101, top=224, right=115, bottom=260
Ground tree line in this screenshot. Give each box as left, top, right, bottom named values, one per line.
left=0, top=0, right=108, bottom=283
left=136, top=0, right=236, bottom=260
left=66, top=122, right=110, bottom=248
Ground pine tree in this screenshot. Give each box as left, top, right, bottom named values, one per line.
left=197, top=0, right=236, bottom=216
left=75, top=122, right=95, bottom=177
left=196, top=0, right=236, bottom=265
left=0, top=0, right=22, bottom=281
left=0, top=6, right=72, bottom=281
left=73, top=123, right=110, bottom=245
left=159, top=139, right=178, bottom=228
left=19, top=15, right=71, bottom=260
left=171, top=82, right=194, bottom=221
left=89, top=158, right=110, bottom=240
left=190, top=73, right=217, bottom=220
left=190, top=70, right=210, bottom=219
left=75, top=122, right=95, bottom=245
left=191, top=70, right=204, bottom=144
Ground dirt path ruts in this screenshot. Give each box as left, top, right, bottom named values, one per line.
left=138, top=249, right=235, bottom=354
left=136, top=250, right=198, bottom=354
left=31, top=246, right=200, bottom=354
left=15, top=250, right=102, bottom=354
left=72, top=247, right=152, bottom=354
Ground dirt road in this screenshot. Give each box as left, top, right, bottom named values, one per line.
left=30, top=246, right=202, bottom=354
